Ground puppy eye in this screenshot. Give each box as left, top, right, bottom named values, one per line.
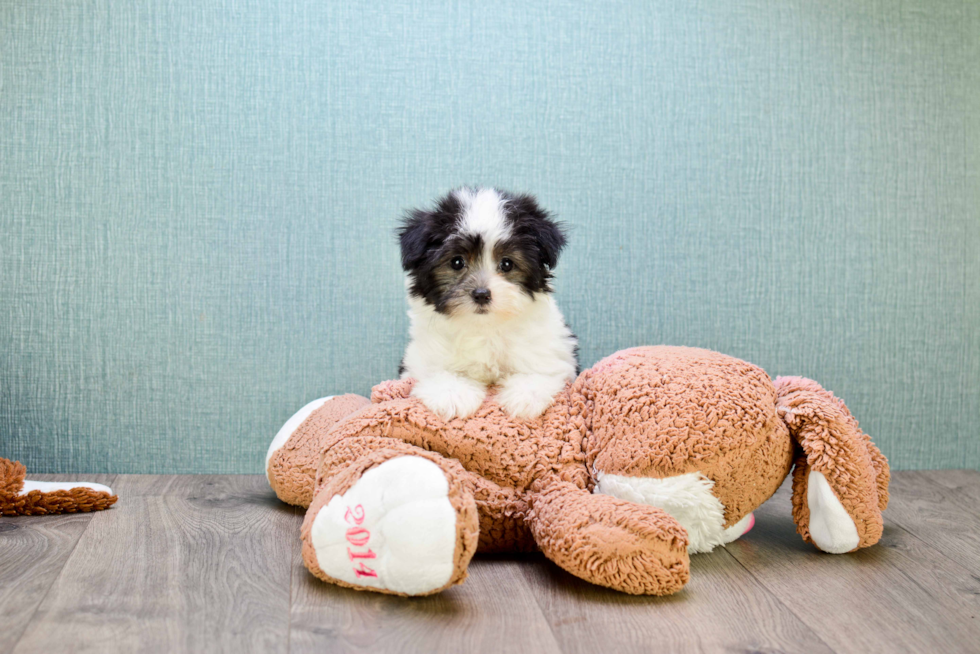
left=450, top=256, right=465, bottom=270
left=499, top=258, right=514, bottom=272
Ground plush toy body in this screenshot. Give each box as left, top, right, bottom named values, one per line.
left=267, top=346, right=889, bottom=597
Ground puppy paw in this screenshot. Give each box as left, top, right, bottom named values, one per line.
left=497, top=374, right=566, bottom=419
left=411, top=374, right=486, bottom=420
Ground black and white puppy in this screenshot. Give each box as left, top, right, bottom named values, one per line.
left=398, top=187, right=578, bottom=420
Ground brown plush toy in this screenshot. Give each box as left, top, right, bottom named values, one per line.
left=0, top=458, right=117, bottom=516
left=266, top=346, right=889, bottom=597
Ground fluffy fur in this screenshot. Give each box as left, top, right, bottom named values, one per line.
left=398, top=187, right=578, bottom=419
left=267, top=345, right=889, bottom=597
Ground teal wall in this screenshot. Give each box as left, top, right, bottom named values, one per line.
left=2, top=1, right=978, bottom=473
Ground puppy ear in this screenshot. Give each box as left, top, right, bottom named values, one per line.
left=510, top=194, right=567, bottom=269
left=398, top=193, right=462, bottom=271
left=535, top=217, right=567, bottom=269
left=398, top=210, right=433, bottom=271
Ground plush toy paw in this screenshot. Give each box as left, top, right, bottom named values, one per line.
left=411, top=373, right=486, bottom=420
left=497, top=373, right=566, bottom=419
left=302, top=455, right=478, bottom=596
left=530, top=480, right=691, bottom=595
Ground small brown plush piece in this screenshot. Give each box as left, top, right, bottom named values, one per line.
left=266, top=346, right=888, bottom=596
left=0, top=458, right=118, bottom=516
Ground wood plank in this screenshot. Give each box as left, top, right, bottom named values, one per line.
left=919, top=469, right=980, bottom=515
left=0, top=474, right=116, bottom=653
left=289, top=550, right=564, bottom=654
left=883, top=471, right=980, bottom=573
left=9, top=470, right=980, bottom=653
left=523, top=538, right=833, bottom=653
left=107, top=473, right=268, bottom=498
left=12, top=475, right=294, bottom=654
left=725, top=474, right=980, bottom=654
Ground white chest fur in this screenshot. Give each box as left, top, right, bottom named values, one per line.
left=403, top=294, right=576, bottom=385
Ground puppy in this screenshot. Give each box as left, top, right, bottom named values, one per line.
left=398, top=187, right=578, bottom=420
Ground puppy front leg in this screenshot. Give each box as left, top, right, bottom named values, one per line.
left=498, top=373, right=568, bottom=419
left=411, top=371, right=487, bottom=420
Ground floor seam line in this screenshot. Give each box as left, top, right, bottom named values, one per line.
left=881, top=513, right=980, bottom=592
left=520, top=563, right=568, bottom=654
left=9, top=509, right=101, bottom=653
left=286, top=504, right=298, bottom=654
left=721, top=547, right=838, bottom=654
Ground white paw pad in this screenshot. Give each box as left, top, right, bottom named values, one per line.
left=310, top=456, right=458, bottom=595
left=807, top=470, right=860, bottom=553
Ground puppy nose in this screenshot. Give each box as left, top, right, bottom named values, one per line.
left=471, top=288, right=492, bottom=305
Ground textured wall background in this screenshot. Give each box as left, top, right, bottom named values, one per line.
left=1, top=1, right=978, bottom=473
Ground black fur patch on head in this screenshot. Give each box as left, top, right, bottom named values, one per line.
left=398, top=191, right=469, bottom=313
left=497, top=191, right=567, bottom=295
left=397, top=188, right=568, bottom=313
left=398, top=192, right=462, bottom=272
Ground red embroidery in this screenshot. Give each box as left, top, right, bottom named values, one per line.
left=344, top=505, right=365, bottom=525
left=347, top=547, right=377, bottom=561
left=345, top=527, right=370, bottom=547
left=353, top=562, right=378, bottom=578
left=343, top=504, right=378, bottom=579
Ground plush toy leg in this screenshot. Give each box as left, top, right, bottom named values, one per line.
left=301, top=446, right=479, bottom=596
left=595, top=471, right=757, bottom=553
left=0, top=458, right=117, bottom=516
left=775, top=376, right=890, bottom=553
left=316, top=429, right=537, bottom=553
left=528, top=479, right=690, bottom=595
left=266, top=394, right=371, bottom=507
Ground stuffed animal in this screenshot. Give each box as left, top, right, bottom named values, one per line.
left=266, top=346, right=889, bottom=597
left=0, top=458, right=117, bottom=516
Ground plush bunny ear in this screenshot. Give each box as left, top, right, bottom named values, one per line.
left=774, top=377, right=889, bottom=553
left=506, top=193, right=567, bottom=270
left=0, top=458, right=117, bottom=516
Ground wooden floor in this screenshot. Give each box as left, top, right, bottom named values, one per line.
left=2, top=471, right=978, bottom=654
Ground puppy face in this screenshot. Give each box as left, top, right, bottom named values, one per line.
left=399, top=188, right=566, bottom=318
